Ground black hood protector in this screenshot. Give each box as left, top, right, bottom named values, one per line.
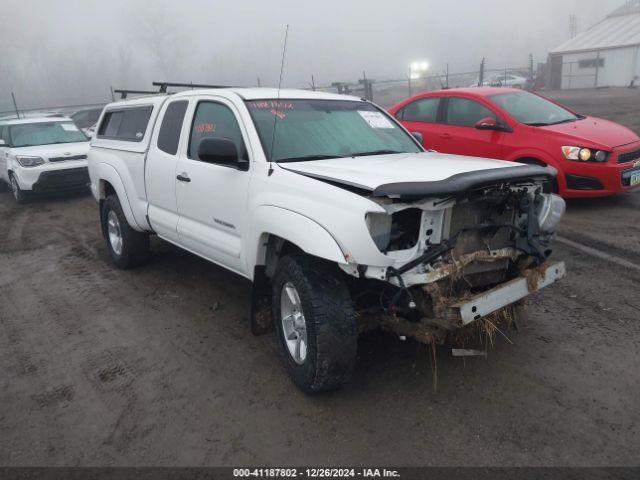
left=373, top=165, right=556, bottom=198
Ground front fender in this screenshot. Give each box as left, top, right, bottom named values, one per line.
left=94, top=163, right=145, bottom=231
left=246, top=206, right=347, bottom=273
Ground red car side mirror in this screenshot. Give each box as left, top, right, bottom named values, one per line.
left=475, top=117, right=498, bottom=130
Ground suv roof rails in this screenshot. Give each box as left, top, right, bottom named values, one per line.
left=113, top=89, right=160, bottom=100
left=152, top=81, right=234, bottom=93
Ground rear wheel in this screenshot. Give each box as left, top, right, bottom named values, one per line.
left=10, top=174, right=29, bottom=204
left=273, top=254, right=358, bottom=393
left=101, top=195, right=150, bottom=269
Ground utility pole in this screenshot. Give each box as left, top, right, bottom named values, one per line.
left=529, top=54, right=535, bottom=87
left=257, top=77, right=261, bottom=87
left=11, top=92, right=20, bottom=119
left=569, top=14, right=578, bottom=38
left=479, top=58, right=485, bottom=87
left=446, top=63, right=449, bottom=89
left=359, top=71, right=374, bottom=101
left=311, top=75, right=316, bottom=91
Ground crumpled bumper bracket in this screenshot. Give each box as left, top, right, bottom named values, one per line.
left=450, top=261, right=566, bottom=325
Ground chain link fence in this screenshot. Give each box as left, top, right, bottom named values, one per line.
left=1, top=57, right=543, bottom=116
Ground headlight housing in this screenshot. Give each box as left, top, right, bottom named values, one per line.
left=537, top=193, right=566, bottom=234
left=561, top=146, right=608, bottom=163
left=365, top=213, right=392, bottom=251
left=16, top=155, right=45, bottom=167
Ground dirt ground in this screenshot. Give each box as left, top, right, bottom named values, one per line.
left=1, top=89, right=639, bottom=467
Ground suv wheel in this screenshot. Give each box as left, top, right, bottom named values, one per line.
left=10, top=174, right=29, bottom=204
left=273, top=254, right=357, bottom=393
left=101, top=195, right=150, bottom=269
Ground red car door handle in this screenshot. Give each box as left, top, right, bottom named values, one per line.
left=439, top=133, right=452, bottom=139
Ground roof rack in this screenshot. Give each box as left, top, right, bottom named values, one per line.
left=113, top=89, right=160, bottom=100
left=152, top=81, right=233, bottom=93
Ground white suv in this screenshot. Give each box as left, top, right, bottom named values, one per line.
left=88, top=88, right=566, bottom=392
left=0, top=117, right=90, bottom=203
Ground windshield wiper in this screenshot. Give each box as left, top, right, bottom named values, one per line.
left=524, top=122, right=551, bottom=127
left=350, top=150, right=404, bottom=157
left=547, top=117, right=582, bottom=126
left=276, top=154, right=340, bottom=163
left=526, top=117, right=582, bottom=127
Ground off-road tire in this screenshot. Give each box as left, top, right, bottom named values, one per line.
left=101, top=195, right=150, bottom=269
left=9, top=174, right=29, bottom=204
left=273, top=254, right=358, bottom=393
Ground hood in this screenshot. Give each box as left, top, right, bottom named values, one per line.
left=537, top=117, right=639, bottom=149
left=10, top=142, right=90, bottom=161
left=279, top=152, right=554, bottom=198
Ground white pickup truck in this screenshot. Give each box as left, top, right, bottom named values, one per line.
left=88, top=88, right=566, bottom=392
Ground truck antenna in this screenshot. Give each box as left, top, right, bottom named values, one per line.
left=268, top=24, right=289, bottom=177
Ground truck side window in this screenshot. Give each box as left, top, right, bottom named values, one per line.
left=157, top=100, right=188, bottom=155
left=445, top=98, right=497, bottom=128
left=188, top=102, right=247, bottom=161
left=98, top=106, right=153, bottom=142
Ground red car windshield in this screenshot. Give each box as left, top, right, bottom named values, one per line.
left=490, top=91, right=581, bottom=127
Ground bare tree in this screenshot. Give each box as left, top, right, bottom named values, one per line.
left=131, top=2, right=192, bottom=81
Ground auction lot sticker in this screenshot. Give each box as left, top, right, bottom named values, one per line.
left=358, top=111, right=394, bottom=129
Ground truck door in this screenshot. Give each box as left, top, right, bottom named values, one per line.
left=146, top=99, right=190, bottom=242
left=175, top=99, right=251, bottom=275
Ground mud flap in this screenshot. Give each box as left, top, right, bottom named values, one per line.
left=251, top=266, right=274, bottom=335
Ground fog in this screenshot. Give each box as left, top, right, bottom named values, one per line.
left=0, top=0, right=620, bottom=112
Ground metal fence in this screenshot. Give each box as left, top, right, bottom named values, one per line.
left=308, top=66, right=534, bottom=108
left=1, top=57, right=540, bottom=116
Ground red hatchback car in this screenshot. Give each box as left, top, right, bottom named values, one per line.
left=389, top=88, right=640, bottom=198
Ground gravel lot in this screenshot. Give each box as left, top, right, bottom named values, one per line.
left=1, top=89, right=639, bottom=467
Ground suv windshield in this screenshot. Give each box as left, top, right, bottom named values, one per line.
left=9, top=121, right=88, bottom=148
left=245, top=99, right=422, bottom=162
left=490, top=91, right=580, bottom=126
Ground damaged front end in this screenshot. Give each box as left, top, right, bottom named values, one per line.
left=354, top=168, right=566, bottom=345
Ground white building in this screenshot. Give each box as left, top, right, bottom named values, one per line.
left=549, top=1, right=640, bottom=89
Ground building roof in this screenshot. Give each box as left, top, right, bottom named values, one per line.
left=551, top=1, right=640, bottom=54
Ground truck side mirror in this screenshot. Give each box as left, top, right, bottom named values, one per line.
left=197, top=137, right=246, bottom=169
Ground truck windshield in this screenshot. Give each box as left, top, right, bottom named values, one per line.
left=9, top=121, right=88, bottom=148
left=245, top=99, right=422, bottom=162
left=490, top=91, right=580, bottom=127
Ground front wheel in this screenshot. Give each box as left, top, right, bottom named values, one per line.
left=10, top=174, right=29, bottom=204
left=101, top=195, right=150, bottom=269
left=273, top=254, right=358, bottom=393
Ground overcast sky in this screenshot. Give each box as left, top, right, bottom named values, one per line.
left=0, top=0, right=621, bottom=111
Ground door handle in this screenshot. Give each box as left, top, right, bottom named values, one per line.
left=176, top=173, right=191, bottom=183
left=439, top=133, right=452, bottom=139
